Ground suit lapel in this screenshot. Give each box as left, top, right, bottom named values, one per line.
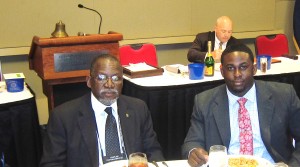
left=212, top=85, right=231, bottom=147
left=78, top=94, right=99, bottom=167
left=212, top=32, right=216, bottom=50
left=255, top=81, right=275, bottom=148
left=117, top=96, right=134, bottom=156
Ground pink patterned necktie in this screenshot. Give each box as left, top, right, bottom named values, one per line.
left=238, top=97, right=253, bottom=155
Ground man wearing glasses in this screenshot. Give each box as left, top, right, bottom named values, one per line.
left=40, top=54, right=164, bottom=167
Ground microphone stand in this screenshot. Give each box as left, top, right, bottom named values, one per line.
left=78, top=4, right=102, bottom=34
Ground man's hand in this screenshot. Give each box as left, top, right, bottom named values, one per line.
left=188, top=148, right=209, bottom=167
left=212, top=50, right=222, bottom=63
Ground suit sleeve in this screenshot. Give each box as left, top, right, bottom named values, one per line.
left=287, top=85, right=300, bottom=166
left=187, top=33, right=208, bottom=63
left=181, top=94, right=206, bottom=158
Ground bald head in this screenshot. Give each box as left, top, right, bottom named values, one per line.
left=215, top=16, right=233, bottom=43
left=216, top=16, right=233, bottom=27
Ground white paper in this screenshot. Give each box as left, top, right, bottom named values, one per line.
left=124, top=62, right=156, bottom=72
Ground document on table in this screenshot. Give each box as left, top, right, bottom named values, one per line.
left=124, top=62, right=156, bottom=72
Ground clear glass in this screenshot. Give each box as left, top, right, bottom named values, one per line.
left=128, top=152, right=149, bottom=167
left=274, top=162, right=288, bottom=167
left=208, top=145, right=228, bottom=167
left=260, top=57, right=267, bottom=73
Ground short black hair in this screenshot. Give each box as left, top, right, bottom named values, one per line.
left=221, top=43, right=254, bottom=64
left=90, top=54, right=121, bottom=75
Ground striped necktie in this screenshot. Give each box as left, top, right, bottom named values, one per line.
left=219, top=42, right=223, bottom=50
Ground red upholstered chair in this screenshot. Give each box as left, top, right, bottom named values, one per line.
left=255, top=34, right=289, bottom=57
left=119, top=43, right=158, bottom=67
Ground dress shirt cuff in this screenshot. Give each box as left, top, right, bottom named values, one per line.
left=188, top=148, right=197, bottom=158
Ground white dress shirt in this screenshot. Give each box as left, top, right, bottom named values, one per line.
left=214, top=35, right=227, bottom=51
left=91, top=93, right=126, bottom=166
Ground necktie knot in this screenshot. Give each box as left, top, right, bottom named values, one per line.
left=238, top=97, right=247, bottom=106
left=105, top=107, right=112, bottom=115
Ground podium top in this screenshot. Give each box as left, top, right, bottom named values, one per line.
left=31, top=31, right=123, bottom=47
left=28, top=32, right=123, bottom=71
left=28, top=31, right=123, bottom=80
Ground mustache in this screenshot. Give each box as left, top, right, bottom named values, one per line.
left=100, top=89, right=118, bottom=94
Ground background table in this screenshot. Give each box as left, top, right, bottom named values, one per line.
left=122, top=57, right=300, bottom=160
left=0, top=83, right=42, bottom=167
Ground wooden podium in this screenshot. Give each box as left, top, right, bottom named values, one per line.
left=29, top=32, right=123, bottom=111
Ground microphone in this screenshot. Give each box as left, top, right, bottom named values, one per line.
left=78, top=4, right=102, bottom=34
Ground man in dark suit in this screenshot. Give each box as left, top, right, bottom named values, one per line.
left=40, top=54, right=164, bottom=167
left=187, top=16, right=240, bottom=63
left=182, top=44, right=300, bottom=167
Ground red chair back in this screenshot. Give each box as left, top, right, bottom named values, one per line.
left=119, top=43, right=158, bottom=67
left=255, top=34, right=289, bottom=57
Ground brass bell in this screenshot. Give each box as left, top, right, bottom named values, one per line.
left=51, top=20, right=68, bottom=38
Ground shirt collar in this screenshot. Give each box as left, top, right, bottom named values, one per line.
left=226, top=83, right=256, bottom=105
left=90, top=93, right=118, bottom=116
left=215, top=34, right=228, bottom=45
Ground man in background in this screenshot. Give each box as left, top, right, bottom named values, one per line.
left=40, top=54, right=164, bottom=167
left=187, top=16, right=240, bottom=63
left=182, top=43, right=300, bottom=167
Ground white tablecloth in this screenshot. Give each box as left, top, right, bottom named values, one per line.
left=0, top=81, right=33, bottom=104
left=124, top=57, right=300, bottom=87
left=102, top=157, right=274, bottom=167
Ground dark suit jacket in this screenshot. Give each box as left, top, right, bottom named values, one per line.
left=187, top=31, right=240, bottom=63
left=182, top=81, right=300, bottom=166
left=40, top=93, right=164, bottom=167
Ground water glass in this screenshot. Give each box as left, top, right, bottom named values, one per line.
left=128, top=152, right=148, bottom=167
left=208, top=145, right=228, bottom=167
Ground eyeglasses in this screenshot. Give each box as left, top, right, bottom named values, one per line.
left=92, top=74, right=122, bottom=83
